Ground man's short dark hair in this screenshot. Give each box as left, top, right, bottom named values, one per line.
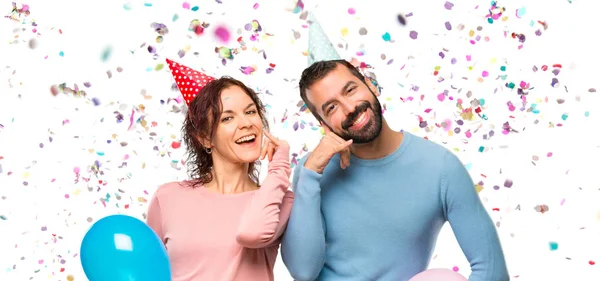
left=298, top=60, right=366, bottom=121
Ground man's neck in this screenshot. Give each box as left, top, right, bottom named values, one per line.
left=350, top=119, right=404, bottom=160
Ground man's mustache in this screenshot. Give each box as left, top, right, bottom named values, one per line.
left=342, top=102, right=370, bottom=130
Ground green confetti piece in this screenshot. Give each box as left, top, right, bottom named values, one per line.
left=101, top=46, right=112, bottom=62
left=155, top=63, right=164, bottom=71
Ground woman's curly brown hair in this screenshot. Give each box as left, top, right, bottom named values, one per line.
left=181, top=76, right=269, bottom=187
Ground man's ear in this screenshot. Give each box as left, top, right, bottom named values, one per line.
left=365, top=76, right=381, bottom=97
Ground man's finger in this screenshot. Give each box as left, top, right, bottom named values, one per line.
left=335, top=139, right=353, bottom=152
left=342, top=148, right=351, bottom=167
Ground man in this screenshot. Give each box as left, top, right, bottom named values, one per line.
left=281, top=60, right=509, bottom=281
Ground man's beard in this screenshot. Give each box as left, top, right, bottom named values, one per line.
left=333, top=95, right=383, bottom=144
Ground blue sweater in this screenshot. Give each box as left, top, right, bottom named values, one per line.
left=281, top=132, right=509, bottom=281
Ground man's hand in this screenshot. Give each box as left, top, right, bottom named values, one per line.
left=260, top=131, right=290, bottom=161
left=304, top=125, right=352, bottom=174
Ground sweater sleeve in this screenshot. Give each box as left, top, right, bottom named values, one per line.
left=441, top=151, right=510, bottom=281
left=146, top=188, right=166, bottom=244
left=281, top=156, right=327, bottom=281
left=235, top=145, right=294, bottom=249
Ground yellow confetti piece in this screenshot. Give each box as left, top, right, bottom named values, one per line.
left=490, top=58, right=497, bottom=64
left=468, top=30, right=475, bottom=37
left=502, top=16, right=509, bottom=21
left=67, top=274, right=74, bottom=281
left=73, top=189, right=81, bottom=195
left=23, top=172, right=30, bottom=178
left=340, top=27, right=349, bottom=36
left=112, top=134, right=118, bottom=139
left=142, top=163, right=146, bottom=169
left=475, top=184, right=483, bottom=193
left=137, top=197, right=148, bottom=203
left=88, top=148, right=95, bottom=153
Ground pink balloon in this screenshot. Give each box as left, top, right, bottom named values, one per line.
left=409, top=268, right=467, bottom=281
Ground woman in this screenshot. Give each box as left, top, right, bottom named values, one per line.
left=147, top=66, right=294, bottom=281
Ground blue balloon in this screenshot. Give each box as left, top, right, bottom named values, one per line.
left=80, top=214, right=171, bottom=281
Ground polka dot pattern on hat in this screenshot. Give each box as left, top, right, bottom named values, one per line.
left=166, top=58, right=215, bottom=106
left=307, top=12, right=342, bottom=66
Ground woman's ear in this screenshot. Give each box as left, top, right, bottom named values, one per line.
left=196, top=136, right=212, bottom=149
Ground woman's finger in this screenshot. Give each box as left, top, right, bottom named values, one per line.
left=260, top=139, right=270, bottom=160
left=268, top=142, right=276, bottom=161
left=263, top=131, right=280, bottom=146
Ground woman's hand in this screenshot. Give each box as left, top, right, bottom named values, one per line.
left=260, top=131, right=290, bottom=161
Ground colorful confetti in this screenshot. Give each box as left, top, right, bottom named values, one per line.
left=0, top=1, right=598, bottom=280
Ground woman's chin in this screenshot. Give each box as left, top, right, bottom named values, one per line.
left=237, top=151, right=261, bottom=163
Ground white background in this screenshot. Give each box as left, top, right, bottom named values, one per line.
left=1, top=0, right=599, bottom=280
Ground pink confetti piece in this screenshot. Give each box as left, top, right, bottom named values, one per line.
left=437, top=93, right=445, bottom=101
left=348, top=8, right=356, bottom=15
left=127, top=109, right=135, bottom=131
left=214, top=26, right=230, bottom=43
left=182, top=2, right=190, bottom=9
left=253, top=3, right=259, bottom=9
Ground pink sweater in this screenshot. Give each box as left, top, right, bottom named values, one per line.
left=146, top=146, right=294, bottom=281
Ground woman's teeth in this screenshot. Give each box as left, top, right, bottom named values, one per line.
left=235, top=134, right=256, bottom=144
